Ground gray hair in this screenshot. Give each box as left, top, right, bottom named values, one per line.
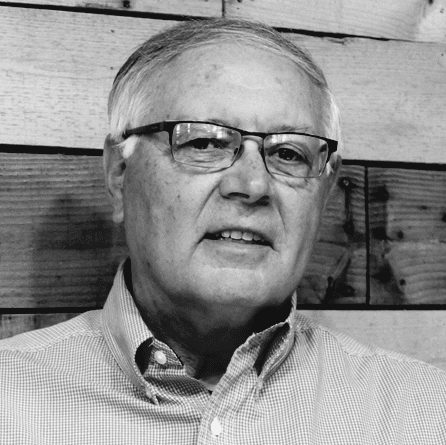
left=108, top=18, right=342, bottom=156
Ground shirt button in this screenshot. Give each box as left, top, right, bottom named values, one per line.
left=154, top=350, right=167, bottom=365
left=210, top=417, right=222, bottom=437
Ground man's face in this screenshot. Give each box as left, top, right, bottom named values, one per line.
left=119, top=42, right=335, bottom=313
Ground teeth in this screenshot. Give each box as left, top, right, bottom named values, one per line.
left=231, top=230, right=242, bottom=240
left=241, top=232, right=253, bottom=241
left=216, top=230, right=264, bottom=243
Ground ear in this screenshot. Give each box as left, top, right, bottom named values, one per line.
left=322, top=152, right=342, bottom=207
left=328, top=152, right=342, bottom=188
left=103, top=134, right=126, bottom=224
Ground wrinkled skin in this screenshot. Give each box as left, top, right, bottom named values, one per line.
left=104, top=42, right=340, bottom=384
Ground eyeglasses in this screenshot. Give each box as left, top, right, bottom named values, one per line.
left=122, top=121, right=337, bottom=178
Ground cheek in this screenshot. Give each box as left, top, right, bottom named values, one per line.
left=124, top=156, right=200, bottom=249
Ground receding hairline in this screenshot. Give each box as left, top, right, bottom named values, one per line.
left=108, top=18, right=341, bottom=148
left=111, top=18, right=328, bottom=90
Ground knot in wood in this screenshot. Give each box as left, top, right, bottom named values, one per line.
left=371, top=185, right=389, bottom=202
left=338, top=177, right=353, bottom=190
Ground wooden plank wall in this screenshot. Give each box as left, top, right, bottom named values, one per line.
left=0, top=0, right=445, bottom=370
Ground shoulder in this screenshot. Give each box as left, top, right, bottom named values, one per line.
left=292, top=312, right=446, bottom=405
left=289, top=313, right=446, bottom=437
left=300, top=314, right=446, bottom=381
left=0, top=310, right=104, bottom=362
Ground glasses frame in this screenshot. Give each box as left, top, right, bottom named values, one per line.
left=122, top=120, right=338, bottom=178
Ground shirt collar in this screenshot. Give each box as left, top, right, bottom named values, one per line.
left=102, top=260, right=155, bottom=397
left=101, top=260, right=310, bottom=398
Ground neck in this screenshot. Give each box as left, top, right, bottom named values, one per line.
left=124, top=261, right=291, bottom=383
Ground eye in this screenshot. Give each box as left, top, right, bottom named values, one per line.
left=268, top=145, right=310, bottom=165
left=181, top=138, right=224, bottom=150
left=276, top=147, right=303, bottom=161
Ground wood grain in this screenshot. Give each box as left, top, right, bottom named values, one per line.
left=0, top=0, right=221, bottom=16
left=297, top=166, right=366, bottom=304
left=286, top=34, right=446, bottom=164
left=225, top=0, right=446, bottom=43
left=0, top=153, right=127, bottom=308
left=369, top=168, right=446, bottom=304
left=1, top=7, right=445, bottom=162
left=0, top=152, right=364, bottom=307
left=303, top=310, right=446, bottom=371
left=0, top=7, right=176, bottom=149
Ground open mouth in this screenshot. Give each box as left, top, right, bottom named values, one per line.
left=205, top=230, right=270, bottom=246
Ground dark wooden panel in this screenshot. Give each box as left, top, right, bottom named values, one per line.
left=369, top=168, right=446, bottom=304
left=0, top=313, right=79, bottom=339
left=0, top=152, right=365, bottom=307
left=297, top=166, right=366, bottom=304
left=0, top=152, right=127, bottom=308
left=225, top=0, right=446, bottom=43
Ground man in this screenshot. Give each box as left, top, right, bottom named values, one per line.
left=1, top=18, right=445, bottom=444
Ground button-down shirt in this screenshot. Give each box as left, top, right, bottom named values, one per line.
left=1, top=262, right=446, bottom=444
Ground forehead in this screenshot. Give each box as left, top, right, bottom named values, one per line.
left=142, top=41, right=324, bottom=133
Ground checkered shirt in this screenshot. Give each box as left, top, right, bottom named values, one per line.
left=1, top=262, right=446, bottom=444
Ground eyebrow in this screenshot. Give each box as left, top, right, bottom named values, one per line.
left=207, top=117, right=239, bottom=127
left=206, top=118, right=312, bottom=134
left=268, top=124, right=312, bottom=133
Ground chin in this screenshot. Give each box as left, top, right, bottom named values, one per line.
left=192, top=270, right=294, bottom=309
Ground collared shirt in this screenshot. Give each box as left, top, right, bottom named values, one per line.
left=1, top=262, right=446, bottom=444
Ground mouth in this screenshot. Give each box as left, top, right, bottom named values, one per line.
left=204, top=229, right=270, bottom=246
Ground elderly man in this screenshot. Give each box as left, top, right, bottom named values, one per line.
left=1, top=18, right=445, bottom=444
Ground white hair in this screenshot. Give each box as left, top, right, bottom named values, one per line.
left=108, top=18, right=342, bottom=158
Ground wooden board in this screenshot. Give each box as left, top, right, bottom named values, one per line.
left=0, top=0, right=221, bottom=16
left=303, top=310, right=446, bottom=371
left=298, top=166, right=366, bottom=304
left=2, top=311, right=445, bottom=373
left=0, top=153, right=128, bottom=308
left=225, top=0, right=446, bottom=43
left=1, top=7, right=445, bottom=162
left=4, top=0, right=446, bottom=42
left=369, top=168, right=446, bottom=304
left=0, top=152, right=365, bottom=307
left=286, top=34, right=446, bottom=164
left=0, top=7, right=176, bottom=149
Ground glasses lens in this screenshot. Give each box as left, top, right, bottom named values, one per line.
left=264, top=134, right=328, bottom=178
left=172, top=123, right=240, bottom=168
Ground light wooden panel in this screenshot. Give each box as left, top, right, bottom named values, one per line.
left=225, top=0, right=446, bottom=43
left=0, top=7, right=176, bottom=149
left=0, top=0, right=221, bottom=16
left=0, top=152, right=364, bottom=307
left=1, top=7, right=445, bottom=162
left=369, top=168, right=446, bottom=304
left=287, top=34, right=446, bottom=164
left=303, top=310, right=446, bottom=371
left=5, top=0, right=446, bottom=43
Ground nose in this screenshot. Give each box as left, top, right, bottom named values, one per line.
left=218, top=138, right=271, bottom=205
